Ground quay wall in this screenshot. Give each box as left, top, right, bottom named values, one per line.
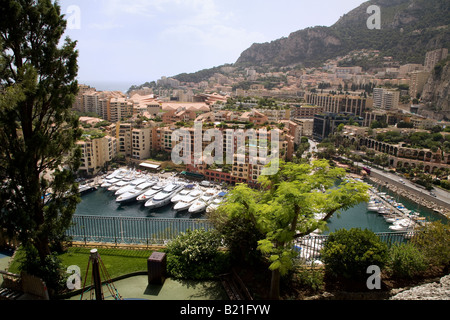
left=367, top=171, right=450, bottom=220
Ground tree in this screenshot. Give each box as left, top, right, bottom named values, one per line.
left=0, top=0, right=81, bottom=285
left=215, top=160, right=370, bottom=299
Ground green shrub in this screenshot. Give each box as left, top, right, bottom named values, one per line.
left=166, top=229, right=229, bottom=280
left=321, top=228, right=389, bottom=280
left=295, top=266, right=324, bottom=292
left=387, top=243, right=427, bottom=279
left=412, top=221, right=450, bottom=269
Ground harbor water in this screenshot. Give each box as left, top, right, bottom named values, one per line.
left=75, top=180, right=445, bottom=235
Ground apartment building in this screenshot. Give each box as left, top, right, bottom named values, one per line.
left=305, top=93, right=371, bottom=117
left=373, top=88, right=400, bottom=110
left=409, top=70, right=430, bottom=99
left=256, top=108, right=291, bottom=122
left=109, top=98, right=134, bottom=123
left=424, top=48, right=448, bottom=71
left=131, top=127, right=153, bottom=161
left=77, top=135, right=117, bottom=175
left=293, top=118, right=314, bottom=138
left=117, top=123, right=133, bottom=157
left=290, top=105, right=324, bottom=119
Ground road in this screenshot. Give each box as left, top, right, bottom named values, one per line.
left=354, top=161, right=450, bottom=208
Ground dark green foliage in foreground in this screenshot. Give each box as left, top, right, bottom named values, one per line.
left=321, top=228, right=389, bottom=280
left=165, top=229, right=230, bottom=280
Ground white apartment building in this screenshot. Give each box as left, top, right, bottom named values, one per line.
left=373, top=88, right=400, bottom=110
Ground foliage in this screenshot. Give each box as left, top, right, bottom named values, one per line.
left=387, top=243, right=427, bottom=279
left=412, top=221, right=450, bottom=269
left=165, top=229, right=229, bottom=280
left=209, top=214, right=264, bottom=266
left=0, top=0, right=82, bottom=278
left=16, top=245, right=68, bottom=295
left=216, top=160, right=370, bottom=298
left=321, top=228, right=389, bottom=280
left=292, top=266, right=324, bottom=292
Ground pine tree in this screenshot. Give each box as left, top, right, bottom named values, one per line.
left=0, top=0, right=81, bottom=284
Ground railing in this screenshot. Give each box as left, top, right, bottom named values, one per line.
left=294, top=231, right=416, bottom=264
left=68, top=215, right=416, bottom=263
left=67, top=215, right=214, bottom=246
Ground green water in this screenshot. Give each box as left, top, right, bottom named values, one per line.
left=75, top=181, right=445, bottom=234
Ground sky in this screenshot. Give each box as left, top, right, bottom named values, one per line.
left=59, top=0, right=367, bottom=91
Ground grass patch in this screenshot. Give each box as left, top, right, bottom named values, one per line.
left=8, top=246, right=155, bottom=283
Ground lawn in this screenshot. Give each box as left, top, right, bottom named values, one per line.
left=8, top=247, right=156, bottom=284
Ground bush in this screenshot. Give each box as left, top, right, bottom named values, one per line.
left=18, top=245, right=67, bottom=295
left=166, top=229, right=229, bottom=280
left=295, top=266, right=324, bottom=292
left=387, top=243, right=427, bottom=279
left=321, top=228, right=389, bottom=280
left=412, top=221, right=450, bottom=270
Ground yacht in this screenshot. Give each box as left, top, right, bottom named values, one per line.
left=173, top=189, right=203, bottom=212
left=114, top=178, right=148, bottom=196
left=389, top=218, right=415, bottom=231
left=188, top=189, right=217, bottom=214
left=206, top=191, right=227, bottom=213
left=144, top=183, right=184, bottom=209
left=136, top=184, right=163, bottom=202
left=171, top=185, right=196, bottom=204
left=107, top=180, right=130, bottom=192
left=101, top=177, right=121, bottom=188
left=116, top=181, right=156, bottom=203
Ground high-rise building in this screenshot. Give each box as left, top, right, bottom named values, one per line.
left=77, top=135, right=117, bottom=175
left=409, top=70, right=430, bottom=99
left=424, top=48, right=448, bottom=71
left=305, top=93, right=371, bottom=117
left=313, top=112, right=364, bottom=141
left=373, top=88, right=400, bottom=110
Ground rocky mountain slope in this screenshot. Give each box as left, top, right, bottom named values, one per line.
left=235, top=0, right=449, bottom=68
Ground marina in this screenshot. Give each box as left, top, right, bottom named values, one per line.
left=76, top=168, right=445, bottom=230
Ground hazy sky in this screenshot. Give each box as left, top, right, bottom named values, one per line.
left=60, top=0, right=367, bottom=91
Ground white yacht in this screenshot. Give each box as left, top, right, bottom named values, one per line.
left=171, top=185, right=195, bottom=204
left=173, top=189, right=203, bottom=212
left=101, top=177, right=121, bottom=188
left=107, top=180, right=130, bottom=192
left=389, top=218, right=414, bottom=231
left=116, top=181, right=156, bottom=203
left=144, top=183, right=184, bottom=209
left=136, top=184, right=163, bottom=202
left=188, top=189, right=217, bottom=214
left=206, top=191, right=226, bottom=213
left=114, top=178, right=148, bottom=196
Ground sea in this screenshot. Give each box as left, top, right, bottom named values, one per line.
left=75, top=180, right=446, bottom=234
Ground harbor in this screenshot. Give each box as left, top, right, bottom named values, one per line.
left=76, top=167, right=446, bottom=230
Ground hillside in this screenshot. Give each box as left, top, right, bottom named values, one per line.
left=235, top=0, right=449, bottom=68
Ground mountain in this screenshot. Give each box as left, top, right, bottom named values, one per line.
left=235, top=0, right=449, bottom=68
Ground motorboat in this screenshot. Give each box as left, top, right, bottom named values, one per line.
left=108, top=180, right=130, bottom=192
left=188, top=189, right=217, bottom=214
left=173, top=189, right=203, bottom=212
left=116, top=181, right=156, bottom=203
left=101, top=177, right=121, bottom=188
left=206, top=192, right=227, bottom=213
left=388, top=218, right=414, bottom=231
left=171, top=185, right=195, bottom=204
left=136, top=184, right=163, bottom=202
left=144, top=183, right=184, bottom=209
left=114, top=178, right=149, bottom=196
